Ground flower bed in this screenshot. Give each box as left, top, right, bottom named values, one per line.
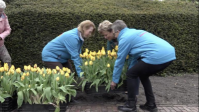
left=0, top=63, right=77, bottom=112
left=79, top=46, right=128, bottom=93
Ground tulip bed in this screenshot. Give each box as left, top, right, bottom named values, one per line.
left=0, top=63, right=77, bottom=112
left=0, top=46, right=128, bottom=112
left=79, top=46, right=128, bottom=93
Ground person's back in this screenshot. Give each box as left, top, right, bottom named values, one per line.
left=119, top=28, right=175, bottom=65
left=42, top=28, right=83, bottom=63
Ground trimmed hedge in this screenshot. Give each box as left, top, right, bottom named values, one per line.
left=4, top=0, right=198, bottom=75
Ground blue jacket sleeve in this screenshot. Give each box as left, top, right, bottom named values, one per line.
left=63, top=34, right=82, bottom=76
left=107, top=41, right=112, bottom=51
left=112, top=38, right=131, bottom=83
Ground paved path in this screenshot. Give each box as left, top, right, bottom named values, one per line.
left=66, top=103, right=198, bottom=112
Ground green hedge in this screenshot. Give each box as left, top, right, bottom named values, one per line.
left=4, top=0, right=198, bottom=75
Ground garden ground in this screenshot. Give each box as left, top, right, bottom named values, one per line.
left=67, top=73, right=198, bottom=112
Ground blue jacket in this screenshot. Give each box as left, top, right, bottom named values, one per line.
left=42, top=28, right=83, bottom=76
left=113, top=28, right=176, bottom=83
left=107, top=39, right=117, bottom=51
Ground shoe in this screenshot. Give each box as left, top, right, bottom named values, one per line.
left=139, top=103, right=158, bottom=112
left=118, top=100, right=137, bottom=112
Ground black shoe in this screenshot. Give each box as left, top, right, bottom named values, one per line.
left=139, top=103, right=158, bottom=112
left=118, top=101, right=137, bottom=112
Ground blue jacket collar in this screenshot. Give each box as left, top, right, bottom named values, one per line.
left=117, top=27, right=129, bottom=41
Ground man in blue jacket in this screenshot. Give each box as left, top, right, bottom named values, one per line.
left=109, top=20, right=176, bottom=112
left=42, top=20, right=96, bottom=77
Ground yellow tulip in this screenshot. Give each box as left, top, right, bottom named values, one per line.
left=34, top=68, right=37, bottom=72
left=115, top=45, right=118, bottom=51
left=29, top=85, right=31, bottom=88
left=111, top=52, right=116, bottom=57
left=0, top=67, right=4, bottom=72
left=107, top=64, right=110, bottom=68
left=34, top=64, right=37, bottom=68
left=39, top=71, right=43, bottom=75
left=24, top=65, right=28, bottom=71
left=52, top=69, right=57, bottom=74
left=26, top=72, right=30, bottom=76
left=43, top=74, right=45, bottom=77
left=126, top=55, right=129, bottom=59
left=91, top=57, right=95, bottom=61
left=27, top=65, right=31, bottom=71
left=97, top=56, right=100, bottom=59
left=56, top=66, right=60, bottom=71
left=85, top=61, right=88, bottom=66
left=92, top=51, right=96, bottom=56
left=16, top=68, right=21, bottom=73
left=23, top=73, right=26, bottom=76
left=101, top=47, right=105, bottom=51
left=65, top=73, right=70, bottom=78
left=107, top=50, right=111, bottom=55
left=60, top=71, right=64, bottom=75
left=4, top=66, right=8, bottom=72
left=56, top=77, right=60, bottom=81
left=21, top=76, right=25, bottom=80
left=10, top=69, right=15, bottom=75
left=1, top=76, right=3, bottom=79
left=67, top=69, right=71, bottom=74
left=114, top=55, right=117, bottom=59
left=101, top=50, right=106, bottom=55
left=47, top=71, right=51, bottom=75
left=4, top=63, right=8, bottom=68
left=80, top=54, right=83, bottom=58
left=10, top=65, right=15, bottom=70
left=85, top=48, right=89, bottom=53
left=89, top=61, right=93, bottom=65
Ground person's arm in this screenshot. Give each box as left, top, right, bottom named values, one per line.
left=112, top=38, right=131, bottom=83
left=63, top=34, right=82, bottom=77
left=0, top=16, right=11, bottom=40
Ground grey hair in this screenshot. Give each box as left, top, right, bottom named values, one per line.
left=0, top=0, right=6, bottom=9
left=111, top=20, right=127, bottom=33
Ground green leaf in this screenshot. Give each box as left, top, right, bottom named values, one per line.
left=0, top=96, right=5, bottom=103
left=17, top=91, right=24, bottom=108
left=58, top=94, right=66, bottom=102
left=43, top=87, right=52, bottom=102
left=30, top=89, right=38, bottom=96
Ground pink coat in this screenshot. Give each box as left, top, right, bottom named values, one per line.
left=0, top=13, right=11, bottom=47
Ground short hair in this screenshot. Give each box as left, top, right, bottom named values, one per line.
left=0, top=0, right=6, bottom=9
left=98, top=20, right=112, bottom=33
left=77, top=20, right=96, bottom=36
left=111, top=20, right=127, bottom=33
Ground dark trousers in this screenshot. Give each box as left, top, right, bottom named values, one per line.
left=43, top=61, right=73, bottom=72
left=126, top=60, right=172, bottom=104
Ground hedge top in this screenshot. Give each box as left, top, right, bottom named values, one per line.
left=6, top=0, right=198, bottom=15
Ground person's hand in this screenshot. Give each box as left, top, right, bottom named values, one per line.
left=111, top=81, right=117, bottom=90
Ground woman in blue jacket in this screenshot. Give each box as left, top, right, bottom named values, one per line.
left=98, top=20, right=117, bottom=51
left=98, top=20, right=140, bottom=95
left=42, top=20, right=96, bottom=77
left=109, top=20, right=176, bottom=112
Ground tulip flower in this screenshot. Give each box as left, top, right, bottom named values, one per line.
left=107, top=64, right=110, bottom=68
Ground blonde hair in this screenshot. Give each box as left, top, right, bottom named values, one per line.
left=0, top=0, right=6, bottom=9
left=77, top=20, right=96, bottom=36
left=98, top=20, right=112, bottom=33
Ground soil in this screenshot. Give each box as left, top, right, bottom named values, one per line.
left=74, top=73, right=198, bottom=105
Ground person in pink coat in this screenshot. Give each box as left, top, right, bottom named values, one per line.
left=0, top=0, right=11, bottom=68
